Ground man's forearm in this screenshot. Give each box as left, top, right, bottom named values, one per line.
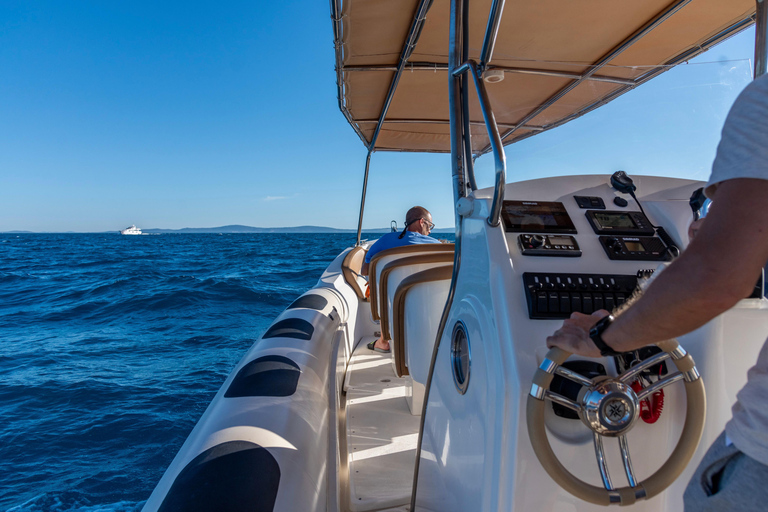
left=604, top=252, right=741, bottom=351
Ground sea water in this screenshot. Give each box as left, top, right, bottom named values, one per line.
left=0, top=232, right=453, bottom=511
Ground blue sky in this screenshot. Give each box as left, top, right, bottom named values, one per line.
left=0, top=2, right=756, bottom=232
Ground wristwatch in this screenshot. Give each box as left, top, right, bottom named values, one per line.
left=589, top=314, right=622, bottom=356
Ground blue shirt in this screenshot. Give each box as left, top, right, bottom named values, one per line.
left=364, top=231, right=440, bottom=263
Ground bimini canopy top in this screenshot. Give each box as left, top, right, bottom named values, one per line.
left=331, top=0, right=756, bottom=154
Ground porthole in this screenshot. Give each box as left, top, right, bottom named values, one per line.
left=451, top=321, right=471, bottom=394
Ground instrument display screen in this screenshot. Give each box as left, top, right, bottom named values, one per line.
left=593, top=212, right=637, bottom=229
left=549, top=236, right=575, bottom=246
left=624, top=240, right=645, bottom=252
left=501, top=201, right=576, bottom=234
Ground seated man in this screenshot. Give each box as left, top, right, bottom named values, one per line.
left=363, top=206, right=440, bottom=352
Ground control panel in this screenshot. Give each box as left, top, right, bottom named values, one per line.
left=598, top=235, right=671, bottom=261
left=499, top=181, right=698, bottom=321
left=523, top=273, right=638, bottom=320
left=518, top=234, right=581, bottom=257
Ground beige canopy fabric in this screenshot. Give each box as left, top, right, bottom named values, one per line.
left=335, top=0, right=755, bottom=153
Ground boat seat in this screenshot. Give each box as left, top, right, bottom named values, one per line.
left=368, top=243, right=454, bottom=321
left=377, top=253, right=454, bottom=344
left=341, top=246, right=368, bottom=301
left=391, top=266, right=453, bottom=415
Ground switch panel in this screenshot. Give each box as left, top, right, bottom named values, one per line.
left=523, top=272, right=638, bottom=319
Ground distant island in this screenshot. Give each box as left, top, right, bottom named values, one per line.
left=2, top=225, right=455, bottom=234
left=142, top=225, right=456, bottom=234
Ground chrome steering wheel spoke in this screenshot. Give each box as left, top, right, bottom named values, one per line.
left=637, top=371, right=684, bottom=400
left=543, top=390, right=582, bottom=413
left=554, top=365, right=594, bottom=387
left=593, top=432, right=614, bottom=490
left=618, top=435, right=638, bottom=488
left=618, top=352, right=671, bottom=383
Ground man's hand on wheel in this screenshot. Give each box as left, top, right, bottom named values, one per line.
left=546, top=310, right=611, bottom=357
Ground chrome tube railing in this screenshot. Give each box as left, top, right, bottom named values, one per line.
left=756, top=0, right=768, bottom=77
left=410, top=0, right=467, bottom=506
left=460, top=0, right=478, bottom=192
left=482, top=0, right=693, bottom=153
left=344, top=63, right=639, bottom=85
left=453, top=61, right=506, bottom=226
left=489, top=15, right=755, bottom=150
left=343, top=0, right=434, bottom=244
left=355, top=151, right=372, bottom=246
left=478, top=0, right=506, bottom=74
left=330, top=0, right=369, bottom=147
left=366, top=0, right=433, bottom=152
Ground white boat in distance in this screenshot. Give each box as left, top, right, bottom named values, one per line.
left=144, top=1, right=768, bottom=511
left=120, top=225, right=142, bottom=235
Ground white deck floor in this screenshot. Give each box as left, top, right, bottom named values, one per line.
left=345, top=336, right=420, bottom=512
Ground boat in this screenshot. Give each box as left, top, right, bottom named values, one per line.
left=120, top=225, right=142, bottom=235
left=143, top=1, right=768, bottom=511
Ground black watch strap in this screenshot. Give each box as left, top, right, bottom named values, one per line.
left=589, top=315, right=622, bottom=356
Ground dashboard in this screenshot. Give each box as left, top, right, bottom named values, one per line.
left=496, top=175, right=762, bottom=320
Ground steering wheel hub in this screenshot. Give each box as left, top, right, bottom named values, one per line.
left=581, top=380, right=639, bottom=436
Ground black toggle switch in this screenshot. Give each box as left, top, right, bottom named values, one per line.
left=537, top=291, right=548, bottom=313
left=548, top=292, right=560, bottom=313
left=594, top=294, right=604, bottom=311
left=571, top=293, right=582, bottom=313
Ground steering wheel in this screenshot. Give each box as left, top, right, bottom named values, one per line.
left=526, top=339, right=706, bottom=506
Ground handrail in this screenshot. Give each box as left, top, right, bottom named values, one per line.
left=330, top=0, right=369, bottom=147
left=452, top=61, right=506, bottom=226
left=411, top=0, right=467, bottom=505
left=344, top=0, right=434, bottom=245
left=355, top=151, right=372, bottom=246
left=460, top=3, right=478, bottom=193
left=757, top=0, right=768, bottom=77
left=367, top=0, right=433, bottom=152
left=478, top=0, right=506, bottom=75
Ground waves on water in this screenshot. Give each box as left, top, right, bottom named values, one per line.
left=0, top=233, right=370, bottom=511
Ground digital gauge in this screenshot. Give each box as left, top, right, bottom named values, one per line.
left=501, top=201, right=577, bottom=234
left=585, top=210, right=655, bottom=236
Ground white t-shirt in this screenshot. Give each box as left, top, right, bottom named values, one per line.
left=706, top=73, right=768, bottom=466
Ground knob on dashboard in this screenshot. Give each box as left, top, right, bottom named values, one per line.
left=531, top=235, right=545, bottom=248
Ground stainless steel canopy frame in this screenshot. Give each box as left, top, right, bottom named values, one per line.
left=479, top=7, right=757, bottom=155
left=452, top=61, right=506, bottom=227
left=757, top=0, right=768, bottom=77
left=410, top=0, right=470, bottom=505
left=333, top=0, right=759, bottom=242
left=484, top=0, right=696, bottom=153
left=331, top=0, right=435, bottom=245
